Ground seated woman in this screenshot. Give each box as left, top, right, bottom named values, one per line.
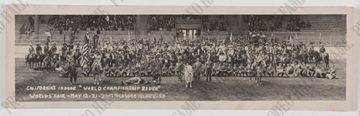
left=307, top=64, right=316, bottom=77
left=266, top=64, right=275, bottom=77
left=139, top=63, right=148, bottom=77
left=218, top=63, right=227, bottom=77
left=285, top=63, right=295, bottom=77
left=233, top=64, right=241, bottom=77
left=238, top=63, right=246, bottom=77
left=244, top=63, right=252, bottom=77
left=108, top=64, right=117, bottom=77
left=276, top=63, right=285, bottom=77
left=114, top=64, right=123, bottom=77
left=314, top=65, right=325, bottom=78
left=161, top=65, right=168, bottom=76
left=325, top=64, right=336, bottom=79
left=212, top=62, right=221, bottom=76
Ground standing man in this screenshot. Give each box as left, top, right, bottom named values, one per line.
left=205, top=58, right=213, bottom=82
left=84, top=32, right=90, bottom=44
left=93, top=33, right=99, bottom=49
left=68, top=61, right=77, bottom=85
left=193, top=58, right=202, bottom=81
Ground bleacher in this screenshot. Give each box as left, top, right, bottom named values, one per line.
left=265, top=32, right=346, bottom=47
left=300, top=15, right=346, bottom=32
left=15, top=15, right=346, bottom=47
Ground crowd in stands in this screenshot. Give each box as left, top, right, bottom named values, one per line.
left=245, top=15, right=312, bottom=32
left=19, top=16, right=35, bottom=34
left=148, top=16, right=176, bottom=31
left=20, top=15, right=313, bottom=35
left=47, top=15, right=136, bottom=33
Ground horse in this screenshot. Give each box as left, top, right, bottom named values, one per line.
left=308, top=51, right=322, bottom=65
left=43, top=54, right=53, bottom=71
left=184, top=64, right=193, bottom=88
left=25, top=52, right=36, bottom=69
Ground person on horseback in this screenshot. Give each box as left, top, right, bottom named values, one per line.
left=26, top=44, right=35, bottom=69
left=28, top=44, right=34, bottom=55
left=319, top=44, right=326, bottom=54
left=50, top=43, right=57, bottom=55
left=35, top=44, right=43, bottom=69
left=44, top=42, right=50, bottom=55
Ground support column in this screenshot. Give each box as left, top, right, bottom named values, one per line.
left=135, top=15, right=148, bottom=40
left=34, top=15, right=40, bottom=41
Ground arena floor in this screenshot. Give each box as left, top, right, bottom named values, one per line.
left=15, top=58, right=346, bottom=101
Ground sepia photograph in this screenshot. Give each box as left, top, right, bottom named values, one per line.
left=14, top=14, right=346, bottom=101
left=2, top=5, right=356, bottom=110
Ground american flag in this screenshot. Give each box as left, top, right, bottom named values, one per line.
left=80, top=43, right=91, bottom=68
left=80, top=56, right=91, bottom=76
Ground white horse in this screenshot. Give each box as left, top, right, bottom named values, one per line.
left=184, top=64, right=193, bottom=88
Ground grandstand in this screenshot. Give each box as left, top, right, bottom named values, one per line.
left=14, top=15, right=347, bottom=60
left=15, top=15, right=346, bottom=46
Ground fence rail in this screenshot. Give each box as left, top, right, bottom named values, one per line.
left=15, top=31, right=346, bottom=47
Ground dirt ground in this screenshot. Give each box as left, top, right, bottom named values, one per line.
left=15, top=58, right=346, bottom=101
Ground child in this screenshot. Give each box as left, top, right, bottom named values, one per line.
left=267, top=64, right=275, bottom=77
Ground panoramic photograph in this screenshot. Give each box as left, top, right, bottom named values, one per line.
left=14, top=14, right=346, bottom=101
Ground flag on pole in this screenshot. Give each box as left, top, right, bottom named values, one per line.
left=229, top=32, right=233, bottom=42
left=289, top=35, right=294, bottom=45
left=80, top=43, right=90, bottom=68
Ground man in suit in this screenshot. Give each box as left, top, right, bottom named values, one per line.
left=68, top=61, right=77, bottom=85
left=193, top=58, right=202, bottom=81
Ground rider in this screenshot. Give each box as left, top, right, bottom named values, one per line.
left=50, top=43, right=57, bottom=55
left=28, top=44, right=34, bottom=55
left=319, top=44, right=326, bottom=54
left=44, top=42, right=50, bottom=55
left=35, top=44, right=42, bottom=55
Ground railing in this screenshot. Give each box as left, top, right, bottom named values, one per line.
left=15, top=31, right=346, bottom=47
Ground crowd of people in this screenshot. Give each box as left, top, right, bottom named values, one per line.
left=148, top=15, right=230, bottom=32
left=47, top=15, right=136, bottom=32
left=245, top=15, right=312, bottom=32
left=148, top=16, right=176, bottom=31
left=19, top=16, right=35, bottom=35
left=25, top=31, right=337, bottom=86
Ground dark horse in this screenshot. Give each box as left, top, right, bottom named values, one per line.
left=33, top=53, right=46, bottom=70
left=25, top=53, right=36, bottom=69
left=308, top=50, right=322, bottom=65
